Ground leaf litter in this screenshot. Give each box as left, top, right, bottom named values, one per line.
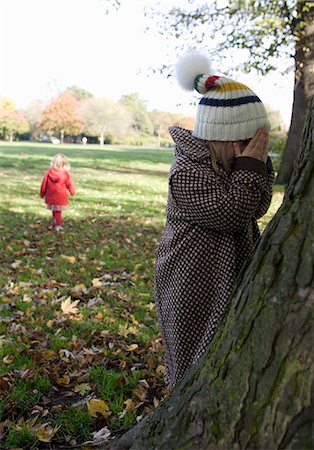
left=0, top=217, right=168, bottom=448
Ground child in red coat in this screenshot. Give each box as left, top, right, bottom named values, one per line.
left=40, top=153, right=75, bottom=231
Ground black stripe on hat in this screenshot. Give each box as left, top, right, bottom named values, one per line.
left=199, top=95, right=261, bottom=107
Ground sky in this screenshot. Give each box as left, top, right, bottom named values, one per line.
left=0, top=0, right=294, bottom=126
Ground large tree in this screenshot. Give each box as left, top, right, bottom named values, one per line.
left=152, top=0, right=314, bottom=185
left=39, top=92, right=84, bottom=144
left=0, top=97, right=29, bottom=142
left=103, top=97, right=314, bottom=449
left=79, top=97, right=132, bottom=145
left=23, top=99, right=45, bottom=140
left=149, top=110, right=174, bottom=147
left=120, top=93, right=154, bottom=135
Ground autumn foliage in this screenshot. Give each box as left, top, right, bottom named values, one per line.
left=39, top=93, right=84, bottom=142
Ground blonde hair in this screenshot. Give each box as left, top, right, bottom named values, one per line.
left=208, top=142, right=231, bottom=174
left=51, top=154, right=71, bottom=171
left=198, top=140, right=230, bottom=175
left=199, top=138, right=251, bottom=175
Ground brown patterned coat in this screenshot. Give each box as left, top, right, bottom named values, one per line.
left=154, top=127, right=275, bottom=388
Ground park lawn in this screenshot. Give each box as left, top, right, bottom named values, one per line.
left=0, top=142, right=284, bottom=449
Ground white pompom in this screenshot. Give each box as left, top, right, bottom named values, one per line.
left=175, top=50, right=211, bottom=91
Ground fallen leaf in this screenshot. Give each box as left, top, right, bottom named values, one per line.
left=61, top=297, right=80, bottom=315
left=92, top=278, right=103, bottom=288
left=11, top=260, right=22, bottom=269
left=74, top=383, right=92, bottom=395
left=123, top=399, right=138, bottom=413
left=87, top=399, right=111, bottom=418
left=41, top=349, right=56, bottom=360
left=132, top=385, right=148, bottom=402
left=139, top=379, right=150, bottom=389
left=126, top=344, right=139, bottom=352
left=119, top=360, right=127, bottom=369
left=61, top=255, right=76, bottom=264
left=31, top=405, right=49, bottom=417
left=156, top=365, right=165, bottom=376
left=59, top=349, right=75, bottom=361
left=51, top=405, right=64, bottom=413
left=3, top=355, right=14, bottom=364
left=82, top=426, right=111, bottom=447
left=36, top=423, right=60, bottom=442
left=18, top=281, right=33, bottom=288
left=0, top=376, right=10, bottom=390
left=146, top=302, right=155, bottom=311
left=71, top=283, right=86, bottom=295
left=56, top=375, right=71, bottom=386
left=118, top=324, right=137, bottom=338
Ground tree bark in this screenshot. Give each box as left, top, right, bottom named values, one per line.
left=277, top=4, right=314, bottom=185
left=104, top=97, right=314, bottom=450
left=100, top=132, right=105, bottom=146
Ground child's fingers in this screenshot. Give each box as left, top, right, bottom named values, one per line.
left=246, top=129, right=264, bottom=150
left=233, top=142, right=242, bottom=158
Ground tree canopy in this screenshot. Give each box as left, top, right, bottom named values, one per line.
left=157, top=0, right=313, bottom=75
left=39, top=93, right=84, bottom=143
left=79, top=97, right=133, bottom=145
left=120, top=93, right=153, bottom=135
left=66, top=85, right=93, bottom=101
left=0, top=97, right=29, bottom=141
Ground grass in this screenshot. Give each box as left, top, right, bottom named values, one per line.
left=0, top=141, right=284, bottom=448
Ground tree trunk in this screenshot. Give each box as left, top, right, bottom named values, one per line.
left=60, top=129, right=64, bottom=145
left=157, top=133, right=161, bottom=148
left=104, top=98, right=314, bottom=450
left=276, top=4, right=314, bottom=185
left=100, top=132, right=105, bottom=146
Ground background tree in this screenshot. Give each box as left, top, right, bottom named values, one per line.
left=80, top=97, right=132, bottom=145
left=119, top=93, right=154, bottom=135
left=176, top=115, right=195, bottom=131
left=66, top=85, right=93, bottom=101
left=104, top=97, right=314, bottom=450
left=149, top=110, right=174, bottom=147
left=39, top=92, right=84, bottom=143
left=264, top=103, right=284, bottom=131
left=0, top=97, right=29, bottom=141
left=23, top=99, right=45, bottom=140
left=153, top=0, right=314, bottom=184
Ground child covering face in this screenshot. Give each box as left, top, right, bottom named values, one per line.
left=154, top=51, right=275, bottom=389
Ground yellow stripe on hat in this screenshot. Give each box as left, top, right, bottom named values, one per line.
left=211, top=82, right=251, bottom=92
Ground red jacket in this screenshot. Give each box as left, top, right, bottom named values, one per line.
left=40, top=168, right=75, bottom=206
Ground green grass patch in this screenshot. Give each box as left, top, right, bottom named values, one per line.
left=4, top=425, right=37, bottom=449
left=55, top=407, right=93, bottom=442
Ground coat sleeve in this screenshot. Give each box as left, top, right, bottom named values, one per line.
left=40, top=173, right=48, bottom=198
left=169, top=157, right=268, bottom=233
left=66, top=174, right=76, bottom=196
left=254, top=157, right=275, bottom=219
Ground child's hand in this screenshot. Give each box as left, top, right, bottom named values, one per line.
left=233, top=129, right=269, bottom=163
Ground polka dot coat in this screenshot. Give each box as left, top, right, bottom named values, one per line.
left=154, top=126, right=275, bottom=388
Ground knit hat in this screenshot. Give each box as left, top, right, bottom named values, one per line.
left=175, top=50, right=271, bottom=141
